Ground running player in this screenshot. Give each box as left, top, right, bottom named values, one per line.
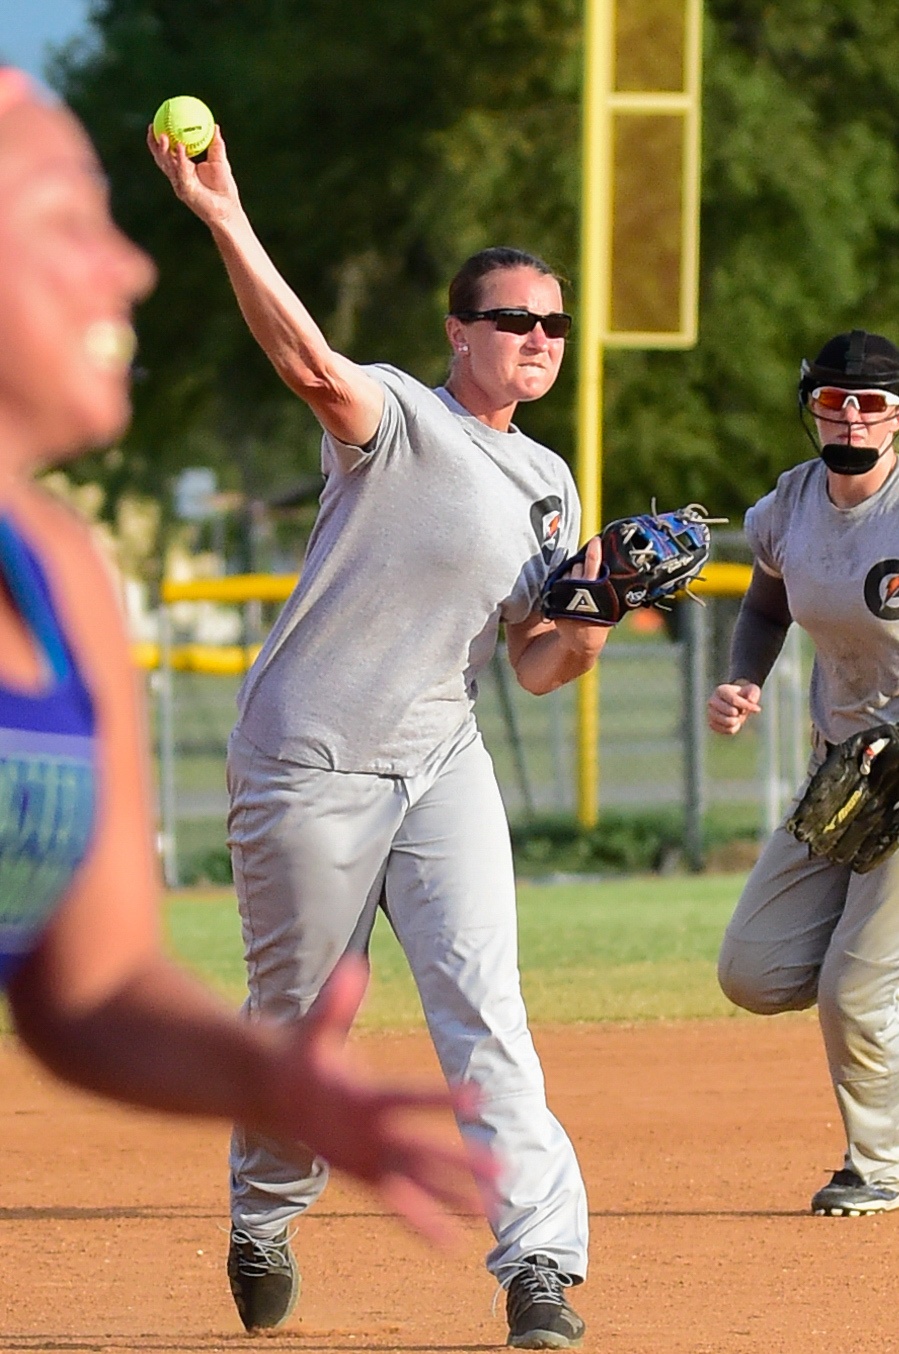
left=149, top=118, right=609, bottom=1346
left=0, top=65, right=494, bottom=1277
left=708, top=329, right=899, bottom=1217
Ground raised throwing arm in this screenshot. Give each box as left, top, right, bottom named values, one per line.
left=147, top=125, right=383, bottom=447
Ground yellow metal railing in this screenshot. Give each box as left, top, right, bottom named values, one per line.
left=136, top=562, right=751, bottom=672
left=160, top=573, right=297, bottom=605
left=133, top=640, right=262, bottom=673
left=147, top=562, right=755, bottom=883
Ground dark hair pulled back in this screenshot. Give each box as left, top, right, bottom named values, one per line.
left=448, top=247, right=562, bottom=314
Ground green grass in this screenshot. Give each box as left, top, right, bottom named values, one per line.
left=164, top=873, right=757, bottom=1028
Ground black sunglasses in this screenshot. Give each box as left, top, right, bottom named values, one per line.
left=452, top=307, right=573, bottom=339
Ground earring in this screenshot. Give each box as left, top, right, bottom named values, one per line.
left=459, top=344, right=469, bottom=354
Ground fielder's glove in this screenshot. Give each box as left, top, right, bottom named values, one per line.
left=785, top=724, right=899, bottom=873
left=541, top=504, right=717, bottom=626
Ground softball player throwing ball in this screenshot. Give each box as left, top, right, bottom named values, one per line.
left=149, top=116, right=613, bottom=1346
left=709, top=330, right=899, bottom=1217
left=0, top=64, right=495, bottom=1303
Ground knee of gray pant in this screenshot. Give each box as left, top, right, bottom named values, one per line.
left=718, top=943, right=816, bottom=1015
left=818, top=962, right=888, bottom=1045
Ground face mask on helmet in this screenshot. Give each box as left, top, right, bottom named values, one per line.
left=797, top=329, right=899, bottom=475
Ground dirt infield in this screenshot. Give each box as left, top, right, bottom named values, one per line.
left=2, top=1014, right=898, bottom=1354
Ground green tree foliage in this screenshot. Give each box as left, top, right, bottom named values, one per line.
left=51, top=0, right=899, bottom=530
left=53, top=0, right=583, bottom=519
left=604, top=0, right=899, bottom=521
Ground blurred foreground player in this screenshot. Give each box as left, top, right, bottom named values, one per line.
left=0, top=63, right=495, bottom=1301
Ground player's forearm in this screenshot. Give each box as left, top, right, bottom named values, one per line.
left=728, top=566, right=793, bottom=688
left=208, top=210, right=382, bottom=442
left=512, top=624, right=610, bottom=695
left=10, top=956, right=276, bottom=1126
left=208, top=208, right=337, bottom=393
left=728, top=601, right=791, bottom=688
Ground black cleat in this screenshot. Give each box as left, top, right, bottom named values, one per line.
left=227, top=1226, right=300, bottom=1331
left=811, top=1168, right=899, bottom=1217
left=506, top=1254, right=585, bottom=1349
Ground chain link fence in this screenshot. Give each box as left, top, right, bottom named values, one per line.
left=147, top=596, right=812, bottom=884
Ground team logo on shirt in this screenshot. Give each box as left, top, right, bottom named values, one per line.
left=864, top=560, right=899, bottom=619
left=530, top=496, right=563, bottom=563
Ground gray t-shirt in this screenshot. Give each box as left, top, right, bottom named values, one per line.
left=235, top=364, right=581, bottom=773
left=745, top=456, right=899, bottom=744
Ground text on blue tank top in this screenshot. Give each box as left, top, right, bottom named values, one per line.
left=0, top=518, right=97, bottom=987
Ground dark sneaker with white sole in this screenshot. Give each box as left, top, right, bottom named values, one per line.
left=227, top=1226, right=300, bottom=1331
left=811, top=1169, right=899, bottom=1216
left=506, top=1254, right=585, bottom=1349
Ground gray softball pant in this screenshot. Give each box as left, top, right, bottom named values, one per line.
left=718, top=782, right=899, bottom=1186
left=225, top=721, right=589, bottom=1283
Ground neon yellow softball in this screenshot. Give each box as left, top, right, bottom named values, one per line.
left=152, top=96, right=215, bottom=159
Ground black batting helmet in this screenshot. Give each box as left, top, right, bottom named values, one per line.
left=799, top=329, right=899, bottom=408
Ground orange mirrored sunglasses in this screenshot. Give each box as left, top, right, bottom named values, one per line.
left=811, top=386, right=899, bottom=414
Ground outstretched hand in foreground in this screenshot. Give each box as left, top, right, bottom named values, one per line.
left=256, top=955, right=498, bottom=1247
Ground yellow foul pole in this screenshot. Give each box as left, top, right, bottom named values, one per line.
left=575, top=0, right=612, bottom=828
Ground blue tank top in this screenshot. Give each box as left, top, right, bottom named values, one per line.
left=0, top=518, right=97, bottom=987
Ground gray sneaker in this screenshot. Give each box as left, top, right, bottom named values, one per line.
left=227, top=1226, right=300, bottom=1330
left=811, top=1169, right=899, bottom=1217
left=506, top=1254, right=585, bottom=1349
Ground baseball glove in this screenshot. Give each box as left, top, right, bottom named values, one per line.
left=541, top=503, right=716, bottom=626
left=785, top=724, right=899, bottom=873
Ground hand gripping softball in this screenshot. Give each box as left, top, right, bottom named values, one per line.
left=786, top=724, right=899, bottom=874
left=541, top=504, right=719, bottom=626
